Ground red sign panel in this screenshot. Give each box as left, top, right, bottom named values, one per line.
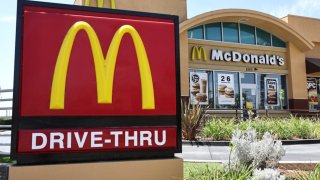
left=18, top=127, right=176, bottom=153
left=11, top=1, right=180, bottom=164
left=20, top=5, right=176, bottom=117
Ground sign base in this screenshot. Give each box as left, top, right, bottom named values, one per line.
left=8, top=158, right=183, bottom=180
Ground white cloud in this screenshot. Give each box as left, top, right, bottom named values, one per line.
left=0, top=16, right=16, bottom=23
left=270, top=0, right=320, bottom=18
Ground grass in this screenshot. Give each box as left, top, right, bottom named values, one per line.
left=293, top=164, right=320, bottom=180
left=184, top=162, right=218, bottom=180
left=201, top=116, right=320, bottom=141
left=184, top=162, right=253, bottom=180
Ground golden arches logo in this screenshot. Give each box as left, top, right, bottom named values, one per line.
left=191, top=46, right=207, bottom=61
left=50, top=21, right=155, bottom=110
left=85, top=0, right=116, bottom=9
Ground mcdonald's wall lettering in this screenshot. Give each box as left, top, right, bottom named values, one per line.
left=11, top=1, right=180, bottom=164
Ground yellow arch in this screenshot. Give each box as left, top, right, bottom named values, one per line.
left=191, top=46, right=207, bottom=61
left=50, top=21, right=155, bottom=110
left=105, top=25, right=155, bottom=110
left=85, top=0, right=116, bottom=9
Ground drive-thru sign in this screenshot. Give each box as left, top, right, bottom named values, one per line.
left=11, top=0, right=180, bottom=164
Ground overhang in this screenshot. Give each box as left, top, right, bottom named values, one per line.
left=306, top=58, right=320, bottom=74
left=180, top=9, right=314, bottom=52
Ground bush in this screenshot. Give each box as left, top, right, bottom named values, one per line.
left=185, top=129, right=286, bottom=179
left=181, top=98, right=207, bottom=140
left=201, top=118, right=234, bottom=141
left=0, top=155, right=14, bottom=163
left=0, top=119, right=11, bottom=125
left=228, top=129, right=285, bottom=169
left=201, top=116, right=320, bottom=141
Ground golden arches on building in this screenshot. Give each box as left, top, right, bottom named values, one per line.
left=191, top=46, right=207, bottom=61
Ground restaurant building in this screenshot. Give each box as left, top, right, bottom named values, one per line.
left=78, top=0, right=320, bottom=112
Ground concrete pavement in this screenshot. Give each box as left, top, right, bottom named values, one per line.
left=176, top=143, right=320, bottom=163
left=0, top=131, right=10, bottom=155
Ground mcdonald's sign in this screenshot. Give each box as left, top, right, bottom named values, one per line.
left=11, top=1, right=181, bottom=164
left=191, top=46, right=207, bottom=61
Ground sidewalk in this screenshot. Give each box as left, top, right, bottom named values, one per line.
left=0, top=131, right=10, bottom=155
left=176, top=143, right=320, bottom=163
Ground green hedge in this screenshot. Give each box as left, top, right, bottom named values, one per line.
left=0, top=119, right=11, bottom=125
left=0, top=155, right=14, bottom=163
left=202, top=116, right=320, bottom=140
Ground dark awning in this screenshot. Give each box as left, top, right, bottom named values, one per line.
left=306, top=58, right=320, bottom=74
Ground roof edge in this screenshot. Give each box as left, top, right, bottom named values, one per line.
left=180, top=9, right=314, bottom=52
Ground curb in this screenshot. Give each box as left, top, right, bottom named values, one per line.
left=182, top=139, right=320, bottom=146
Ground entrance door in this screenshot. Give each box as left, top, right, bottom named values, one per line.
left=240, top=73, right=257, bottom=109
left=241, top=84, right=257, bottom=109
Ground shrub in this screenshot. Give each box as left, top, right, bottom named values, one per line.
left=185, top=129, right=286, bottom=179
left=0, top=119, right=11, bottom=125
left=181, top=98, right=206, bottom=140
left=228, top=129, right=285, bottom=169
left=201, top=118, right=234, bottom=141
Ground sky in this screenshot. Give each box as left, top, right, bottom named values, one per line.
left=1, top=0, right=320, bottom=90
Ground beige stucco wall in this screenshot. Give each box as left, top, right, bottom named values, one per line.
left=283, top=15, right=320, bottom=43
left=180, top=10, right=315, bottom=106
left=180, top=31, right=189, bottom=96
left=305, top=43, right=320, bottom=59
left=179, top=9, right=314, bottom=105
left=287, top=42, right=308, bottom=99
left=9, top=158, right=183, bottom=180
left=75, top=0, right=187, bottom=22
left=283, top=15, right=320, bottom=75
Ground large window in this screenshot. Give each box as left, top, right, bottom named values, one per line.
left=188, top=26, right=204, bottom=39
left=223, top=22, right=239, bottom=43
left=214, top=71, right=240, bottom=109
left=256, top=28, right=271, bottom=46
left=307, top=77, right=320, bottom=110
left=205, top=23, right=222, bottom=41
left=188, top=22, right=286, bottom=48
left=257, top=74, right=288, bottom=110
left=272, top=35, right=286, bottom=48
left=240, top=24, right=255, bottom=45
left=189, top=69, right=288, bottom=110
left=189, top=69, right=214, bottom=108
